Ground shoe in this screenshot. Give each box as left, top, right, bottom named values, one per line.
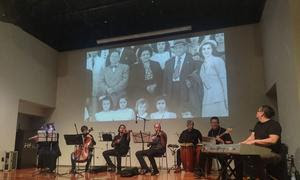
left=151, top=170, right=159, bottom=176
left=116, top=170, right=121, bottom=174
left=139, top=168, right=150, bottom=175
left=174, top=167, right=181, bottom=173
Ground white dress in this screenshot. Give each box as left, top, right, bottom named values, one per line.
left=114, top=108, right=135, bottom=121
left=150, top=111, right=177, bottom=119
left=95, top=111, right=114, bottom=121
left=200, top=56, right=228, bottom=117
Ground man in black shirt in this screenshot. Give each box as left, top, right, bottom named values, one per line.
left=103, top=124, right=130, bottom=173
left=241, top=105, right=282, bottom=179
left=208, top=116, right=233, bottom=144
left=175, top=120, right=202, bottom=172
left=202, top=117, right=233, bottom=178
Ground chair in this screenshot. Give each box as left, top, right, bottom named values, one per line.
left=155, top=152, right=168, bottom=170
left=121, top=149, right=132, bottom=167
left=76, top=148, right=95, bottom=172
left=113, top=149, right=132, bottom=168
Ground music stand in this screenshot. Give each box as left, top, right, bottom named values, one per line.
left=61, top=134, right=84, bottom=177
left=132, top=131, right=151, bottom=151
left=99, top=132, right=115, bottom=151
left=64, top=134, right=83, bottom=145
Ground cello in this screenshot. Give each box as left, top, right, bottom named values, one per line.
left=73, top=124, right=94, bottom=163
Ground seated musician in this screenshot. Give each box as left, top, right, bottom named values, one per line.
left=102, top=124, right=130, bottom=173
left=199, top=116, right=233, bottom=178
left=29, top=123, right=61, bottom=173
left=135, top=123, right=167, bottom=175
left=175, top=120, right=202, bottom=173
left=70, top=125, right=96, bottom=173
left=240, top=105, right=283, bottom=179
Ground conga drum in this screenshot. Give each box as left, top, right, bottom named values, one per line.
left=180, top=143, right=195, bottom=172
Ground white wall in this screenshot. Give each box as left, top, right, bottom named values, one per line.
left=260, top=0, right=300, bottom=167
left=0, top=21, right=58, bottom=151
left=51, top=24, right=268, bottom=166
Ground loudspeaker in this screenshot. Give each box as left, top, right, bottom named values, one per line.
left=89, top=165, right=107, bottom=173
left=120, top=167, right=139, bottom=177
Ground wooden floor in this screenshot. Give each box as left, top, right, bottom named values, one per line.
left=0, top=167, right=220, bottom=180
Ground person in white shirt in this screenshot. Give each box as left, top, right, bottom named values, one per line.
left=114, top=97, right=135, bottom=121
left=199, top=40, right=228, bottom=117
left=95, top=96, right=114, bottom=121
left=150, top=41, right=171, bottom=70
left=150, top=96, right=176, bottom=119
left=163, top=39, right=198, bottom=113
left=135, top=98, right=150, bottom=119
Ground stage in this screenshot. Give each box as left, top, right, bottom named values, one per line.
left=0, top=167, right=223, bottom=180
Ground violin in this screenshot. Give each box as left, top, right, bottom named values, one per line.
left=73, top=127, right=94, bottom=163
left=114, top=130, right=132, bottom=144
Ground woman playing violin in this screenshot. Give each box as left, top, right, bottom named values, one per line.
left=70, top=125, right=96, bottom=173
left=103, top=124, right=130, bottom=173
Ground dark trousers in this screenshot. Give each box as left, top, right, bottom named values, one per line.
left=135, top=148, right=165, bottom=172
left=102, top=149, right=128, bottom=171
left=235, top=154, right=283, bottom=180
left=38, top=151, right=58, bottom=171
left=71, top=151, right=93, bottom=171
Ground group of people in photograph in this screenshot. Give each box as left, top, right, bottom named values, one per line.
left=85, top=33, right=228, bottom=122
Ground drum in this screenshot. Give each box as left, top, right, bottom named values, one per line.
left=180, top=143, right=195, bottom=172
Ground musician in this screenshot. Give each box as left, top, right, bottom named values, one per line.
left=175, top=120, right=202, bottom=173
left=30, top=123, right=61, bottom=173
left=135, top=123, right=167, bottom=175
left=102, top=124, right=130, bottom=173
left=208, top=116, right=232, bottom=144
left=70, top=125, right=96, bottom=173
left=199, top=116, right=233, bottom=178
left=240, top=105, right=282, bottom=179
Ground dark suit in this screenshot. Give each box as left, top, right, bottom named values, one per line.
left=162, top=53, right=197, bottom=112
left=129, top=61, right=162, bottom=98
left=184, top=66, right=204, bottom=117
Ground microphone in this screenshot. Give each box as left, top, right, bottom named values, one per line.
left=135, top=114, right=138, bottom=124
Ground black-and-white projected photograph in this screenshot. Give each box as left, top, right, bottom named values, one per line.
left=84, top=33, right=228, bottom=122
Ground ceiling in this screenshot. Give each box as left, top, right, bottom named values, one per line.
left=0, top=0, right=266, bottom=51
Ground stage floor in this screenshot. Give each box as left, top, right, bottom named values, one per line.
left=0, top=167, right=222, bottom=180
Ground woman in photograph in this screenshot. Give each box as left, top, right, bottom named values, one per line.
left=212, top=33, right=225, bottom=54
left=150, top=41, right=171, bottom=69
left=95, top=96, right=115, bottom=121
left=114, top=96, right=135, bottom=121
left=150, top=96, right=177, bottom=119
left=129, top=46, right=162, bottom=104
left=199, top=40, right=228, bottom=117
left=135, top=98, right=150, bottom=119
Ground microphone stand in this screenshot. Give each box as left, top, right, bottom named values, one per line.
left=136, top=116, right=149, bottom=150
